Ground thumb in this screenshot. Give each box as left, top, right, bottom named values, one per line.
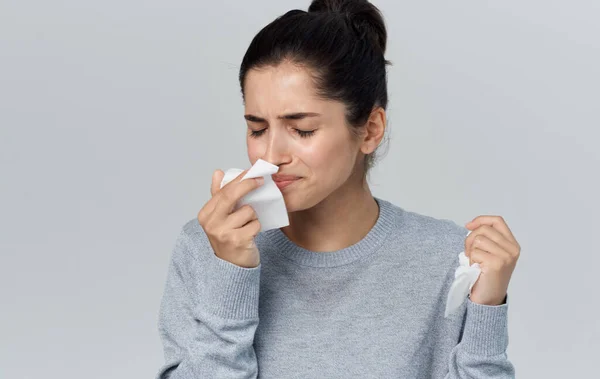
left=211, top=169, right=225, bottom=197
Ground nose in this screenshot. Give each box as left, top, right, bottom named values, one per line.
left=261, top=127, right=291, bottom=166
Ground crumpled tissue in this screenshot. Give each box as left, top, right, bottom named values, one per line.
left=444, top=230, right=482, bottom=318
left=219, top=159, right=289, bottom=232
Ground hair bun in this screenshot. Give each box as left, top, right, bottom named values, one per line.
left=308, top=0, right=387, bottom=53
left=308, top=0, right=364, bottom=13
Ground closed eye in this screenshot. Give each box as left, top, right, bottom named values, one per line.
left=248, top=128, right=315, bottom=138
left=249, top=129, right=266, bottom=138
left=295, top=129, right=315, bottom=138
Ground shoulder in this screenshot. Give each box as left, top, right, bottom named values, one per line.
left=382, top=198, right=469, bottom=260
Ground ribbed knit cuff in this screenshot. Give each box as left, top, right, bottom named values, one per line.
left=461, top=294, right=509, bottom=356
left=205, top=254, right=261, bottom=320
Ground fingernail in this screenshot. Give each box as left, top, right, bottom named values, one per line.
left=256, top=177, right=264, bottom=185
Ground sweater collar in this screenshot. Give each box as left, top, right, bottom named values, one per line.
left=262, top=196, right=396, bottom=268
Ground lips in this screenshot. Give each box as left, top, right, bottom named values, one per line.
left=272, top=174, right=301, bottom=190
left=272, top=174, right=301, bottom=181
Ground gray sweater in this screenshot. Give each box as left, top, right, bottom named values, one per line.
left=156, top=197, right=515, bottom=378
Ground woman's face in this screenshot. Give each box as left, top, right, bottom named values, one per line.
left=243, top=61, right=364, bottom=212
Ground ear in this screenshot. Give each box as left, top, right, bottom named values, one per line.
left=360, top=107, right=386, bottom=155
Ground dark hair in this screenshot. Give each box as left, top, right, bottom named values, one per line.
left=239, top=0, right=391, bottom=176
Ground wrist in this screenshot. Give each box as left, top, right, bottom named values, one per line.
left=469, top=293, right=507, bottom=306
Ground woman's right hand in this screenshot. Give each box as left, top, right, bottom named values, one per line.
left=197, top=169, right=265, bottom=268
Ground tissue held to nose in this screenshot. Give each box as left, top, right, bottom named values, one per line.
left=196, top=166, right=268, bottom=268
left=220, top=159, right=290, bottom=233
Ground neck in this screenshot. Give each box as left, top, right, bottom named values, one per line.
left=281, top=173, right=379, bottom=253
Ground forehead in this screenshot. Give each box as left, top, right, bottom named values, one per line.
left=243, top=62, right=323, bottom=114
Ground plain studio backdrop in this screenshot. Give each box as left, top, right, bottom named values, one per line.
left=1, top=0, right=598, bottom=378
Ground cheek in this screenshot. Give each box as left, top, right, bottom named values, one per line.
left=246, top=137, right=263, bottom=163
left=302, top=134, right=355, bottom=175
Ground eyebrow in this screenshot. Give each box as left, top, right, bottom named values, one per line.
left=244, top=112, right=321, bottom=122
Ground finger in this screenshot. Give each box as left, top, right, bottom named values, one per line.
left=207, top=169, right=248, bottom=218
left=200, top=170, right=226, bottom=219
left=211, top=169, right=225, bottom=197
left=237, top=218, right=262, bottom=238
left=469, top=247, right=501, bottom=267
left=466, top=215, right=516, bottom=243
left=219, top=169, right=249, bottom=192
left=201, top=169, right=245, bottom=222
left=222, top=173, right=265, bottom=202
left=465, top=225, right=516, bottom=257
left=225, top=204, right=258, bottom=229
left=215, top=173, right=264, bottom=216
left=466, top=234, right=512, bottom=260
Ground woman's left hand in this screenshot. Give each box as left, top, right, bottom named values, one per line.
left=465, top=215, right=521, bottom=306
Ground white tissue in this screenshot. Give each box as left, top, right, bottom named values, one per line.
left=219, top=159, right=290, bottom=232
left=444, top=230, right=482, bottom=318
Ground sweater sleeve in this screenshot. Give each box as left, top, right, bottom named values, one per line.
left=445, top=294, right=516, bottom=378
left=155, top=226, right=261, bottom=379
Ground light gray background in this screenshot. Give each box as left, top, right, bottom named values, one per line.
left=1, top=0, right=598, bottom=378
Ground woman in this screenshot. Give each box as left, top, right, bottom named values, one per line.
left=156, top=1, right=520, bottom=378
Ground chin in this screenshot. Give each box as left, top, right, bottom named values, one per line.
left=281, top=191, right=328, bottom=213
